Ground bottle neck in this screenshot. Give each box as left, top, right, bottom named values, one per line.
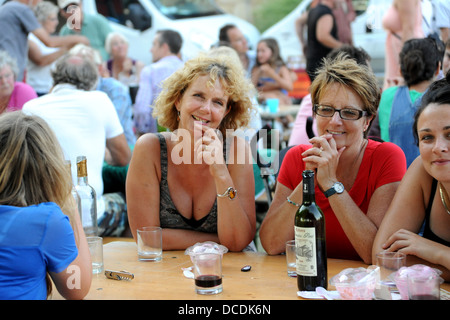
left=302, top=175, right=316, bottom=204
left=77, top=158, right=88, bottom=185
left=77, top=176, right=88, bottom=185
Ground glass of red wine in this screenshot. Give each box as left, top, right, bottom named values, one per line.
left=192, top=253, right=223, bottom=295
left=407, top=271, right=442, bottom=300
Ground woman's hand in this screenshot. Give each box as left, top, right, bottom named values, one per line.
left=301, top=134, right=345, bottom=190
left=382, top=229, right=441, bottom=261
left=193, top=122, right=227, bottom=176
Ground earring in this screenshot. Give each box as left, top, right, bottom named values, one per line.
left=177, top=110, right=180, bottom=121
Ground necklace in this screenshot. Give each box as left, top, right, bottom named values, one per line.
left=438, top=182, right=450, bottom=215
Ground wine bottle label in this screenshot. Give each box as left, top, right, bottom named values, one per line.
left=294, top=226, right=317, bottom=277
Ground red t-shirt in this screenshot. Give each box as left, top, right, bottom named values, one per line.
left=277, top=139, right=406, bottom=260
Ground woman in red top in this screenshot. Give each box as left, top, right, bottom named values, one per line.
left=259, top=55, right=406, bottom=263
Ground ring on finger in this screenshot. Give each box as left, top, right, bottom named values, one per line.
left=318, top=146, right=323, bottom=156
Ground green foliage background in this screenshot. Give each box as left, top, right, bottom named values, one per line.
left=253, top=0, right=302, bottom=32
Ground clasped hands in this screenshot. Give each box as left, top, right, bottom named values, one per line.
left=301, top=134, right=346, bottom=191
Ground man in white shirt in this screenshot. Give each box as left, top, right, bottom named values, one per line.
left=23, top=54, right=131, bottom=235
left=134, top=29, right=184, bottom=135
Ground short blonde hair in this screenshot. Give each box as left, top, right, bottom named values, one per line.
left=153, top=53, right=256, bottom=137
left=310, top=54, right=380, bottom=137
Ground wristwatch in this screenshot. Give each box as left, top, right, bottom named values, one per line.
left=324, top=182, right=344, bottom=198
left=217, top=187, right=237, bottom=200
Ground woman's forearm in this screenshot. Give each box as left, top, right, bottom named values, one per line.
left=162, top=228, right=219, bottom=250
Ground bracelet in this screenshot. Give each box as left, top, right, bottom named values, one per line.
left=286, top=197, right=300, bottom=207
left=217, top=187, right=237, bottom=200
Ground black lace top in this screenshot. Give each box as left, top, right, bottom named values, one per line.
left=157, top=133, right=217, bottom=233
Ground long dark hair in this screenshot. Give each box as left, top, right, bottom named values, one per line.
left=413, top=72, right=450, bottom=145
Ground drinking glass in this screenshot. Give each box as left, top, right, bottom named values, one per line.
left=137, top=227, right=162, bottom=261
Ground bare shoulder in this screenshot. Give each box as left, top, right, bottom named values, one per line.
left=134, top=133, right=161, bottom=153
left=131, top=133, right=168, bottom=169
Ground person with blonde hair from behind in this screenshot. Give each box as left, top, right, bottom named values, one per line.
left=126, top=54, right=257, bottom=252
left=0, top=111, right=91, bottom=299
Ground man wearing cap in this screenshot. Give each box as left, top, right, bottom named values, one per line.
left=0, top=0, right=88, bottom=81
left=58, top=0, right=112, bottom=61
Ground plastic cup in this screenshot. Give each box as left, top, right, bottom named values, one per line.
left=330, top=267, right=378, bottom=300
left=266, top=98, right=279, bottom=113
left=375, top=251, right=406, bottom=286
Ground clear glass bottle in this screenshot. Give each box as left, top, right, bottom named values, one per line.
left=75, top=156, right=98, bottom=236
left=65, top=160, right=81, bottom=220
left=295, top=170, right=327, bottom=291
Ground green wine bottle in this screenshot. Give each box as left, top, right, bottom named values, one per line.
left=295, top=170, right=327, bottom=291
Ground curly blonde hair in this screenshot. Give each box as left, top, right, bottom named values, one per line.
left=152, top=53, right=256, bottom=137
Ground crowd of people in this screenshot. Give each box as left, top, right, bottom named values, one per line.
left=0, top=0, right=449, bottom=299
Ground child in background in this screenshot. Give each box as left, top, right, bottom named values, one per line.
left=251, top=38, right=293, bottom=106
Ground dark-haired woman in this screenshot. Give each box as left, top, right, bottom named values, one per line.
left=377, top=37, right=442, bottom=167
left=373, top=74, right=450, bottom=281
